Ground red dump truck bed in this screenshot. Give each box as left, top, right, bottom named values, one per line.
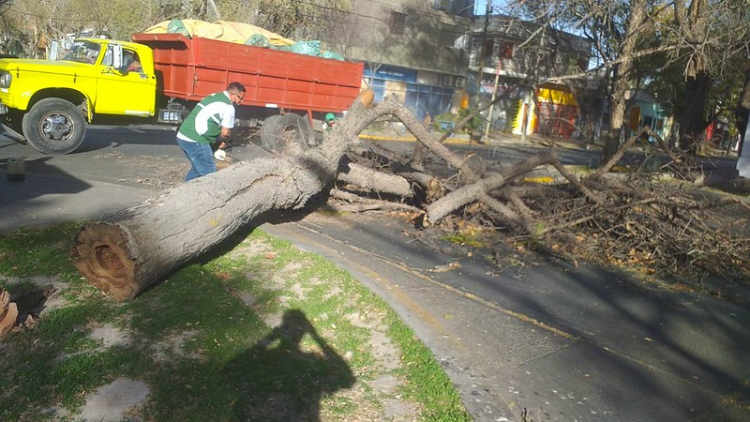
left=131, top=33, right=364, bottom=113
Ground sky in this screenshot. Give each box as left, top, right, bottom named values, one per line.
left=474, top=0, right=511, bottom=15
left=475, top=0, right=488, bottom=14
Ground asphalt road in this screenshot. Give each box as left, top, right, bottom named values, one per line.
left=2, top=126, right=749, bottom=421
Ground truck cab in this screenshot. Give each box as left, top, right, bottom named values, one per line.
left=0, top=38, right=157, bottom=154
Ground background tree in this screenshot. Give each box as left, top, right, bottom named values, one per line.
left=509, top=0, right=750, bottom=161
left=669, top=0, right=750, bottom=153
left=509, top=0, right=655, bottom=161
left=246, top=0, right=349, bottom=40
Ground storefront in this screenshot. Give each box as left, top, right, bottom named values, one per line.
left=363, top=64, right=462, bottom=121
left=533, top=86, right=579, bottom=138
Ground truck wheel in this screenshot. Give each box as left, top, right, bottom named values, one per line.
left=259, top=113, right=314, bottom=154
left=22, top=98, right=87, bottom=155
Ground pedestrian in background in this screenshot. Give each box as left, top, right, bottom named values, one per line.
left=423, top=112, right=433, bottom=134
left=176, top=82, right=246, bottom=181
left=323, top=113, right=337, bottom=131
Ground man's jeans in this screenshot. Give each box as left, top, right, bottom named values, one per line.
left=177, top=138, right=216, bottom=181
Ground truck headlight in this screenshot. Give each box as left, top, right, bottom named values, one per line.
left=0, top=72, right=11, bottom=88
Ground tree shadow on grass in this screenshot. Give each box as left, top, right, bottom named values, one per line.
left=224, top=309, right=355, bottom=422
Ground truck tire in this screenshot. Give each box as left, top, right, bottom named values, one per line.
left=22, top=98, right=87, bottom=155
left=259, top=113, right=315, bottom=154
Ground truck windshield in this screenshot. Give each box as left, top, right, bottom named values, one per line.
left=61, top=41, right=101, bottom=64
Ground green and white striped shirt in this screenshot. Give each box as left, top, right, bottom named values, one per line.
left=177, top=91, right=235, bottom=144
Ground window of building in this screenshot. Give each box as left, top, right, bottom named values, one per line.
left=439, top=23, right=458, bottom=46
left=483, top=40, right=494, bottom=59
left=499, top=41, right=513, bottom=59
left=433, top=0, right=450, bottom=11
left=577, top=57, right=588, bottom=72
left=390, top=12, right=407, bottom=35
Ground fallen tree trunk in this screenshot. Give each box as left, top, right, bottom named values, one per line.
left=72, top=93, right=380, bottom=300
left=338, top=162, right=413, bottom=197
left=72, top=93, right=456, bottom=300
left=72, top=153, right=339, bottom=300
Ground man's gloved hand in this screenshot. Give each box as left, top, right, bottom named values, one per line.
left=214, top=149, right=227, bottom=161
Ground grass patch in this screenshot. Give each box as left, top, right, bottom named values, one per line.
left=0, top=224, right=470, bottom=421
left=442, top=233, right=485, bottom=248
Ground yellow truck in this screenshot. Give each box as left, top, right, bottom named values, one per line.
left=0, top=39, right=156, bottom=154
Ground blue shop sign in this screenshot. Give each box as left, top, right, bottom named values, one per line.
left=363, top=65, right=417, bottom=83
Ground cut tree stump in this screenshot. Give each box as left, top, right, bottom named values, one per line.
left=0, top=289, right=18, bottom=337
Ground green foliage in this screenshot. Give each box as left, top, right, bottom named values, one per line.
left=251, top=0, right=352, bottom=39
left=442, top=233, right=484, bottom=248
left=458, top=108, right=482, bottom=133
left=388, top=318, right=471, bottom=422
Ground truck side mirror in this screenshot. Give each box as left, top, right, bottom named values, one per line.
left=102, top=43, right=124, bottom=70
left=111, top=44, right=123, bottom=69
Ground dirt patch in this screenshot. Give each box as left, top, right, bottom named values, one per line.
left=88, top=323, right=133, bottom=349
left=150, top=330, right=203, bottom=362
left=79, top=377, right=150, bottom=422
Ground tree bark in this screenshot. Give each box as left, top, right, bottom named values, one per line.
left=674, top=0, right=711, bottom=154
left=680, top=71, right=711, bottom=153
left=735, top=64, right=750, bottom=155
left=71, top=153, right=340, bottom=300
left=600, top=0, right=649, bottom=165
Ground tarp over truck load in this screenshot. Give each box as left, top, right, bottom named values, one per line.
left=143, top=19, right=345, bottom=60
left=142, top=19, right=295, bottom=47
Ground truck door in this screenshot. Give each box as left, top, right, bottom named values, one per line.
left=95, top=43, right=156, bottom=117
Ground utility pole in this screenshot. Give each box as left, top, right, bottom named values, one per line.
left=473, top=1, right=492, bottom=108
left=484, top=57, right=502, bottom=140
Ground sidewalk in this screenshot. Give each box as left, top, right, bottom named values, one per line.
left=359, top=126, right=601, bottom=151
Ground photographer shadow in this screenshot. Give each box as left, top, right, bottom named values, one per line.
left=225, top=309, right=355, bottom=421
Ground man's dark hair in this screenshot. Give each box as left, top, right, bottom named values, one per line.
left=227, top=82, right=246, bottom=95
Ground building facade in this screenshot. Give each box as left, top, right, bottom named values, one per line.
left=324, top=0, right=474, bottom=121
left=321, top=2, right=600, bottom=138
left=468, top=15, right=593, bottom=137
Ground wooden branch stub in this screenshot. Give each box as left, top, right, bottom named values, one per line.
left=338, top=162, right=413, bottom=197
left=359, top=89, right=375, bottom=107
left=0, top=289, right=19, bottom=337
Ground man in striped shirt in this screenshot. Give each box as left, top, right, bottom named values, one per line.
left=176, top=82, right=246, bottom=181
